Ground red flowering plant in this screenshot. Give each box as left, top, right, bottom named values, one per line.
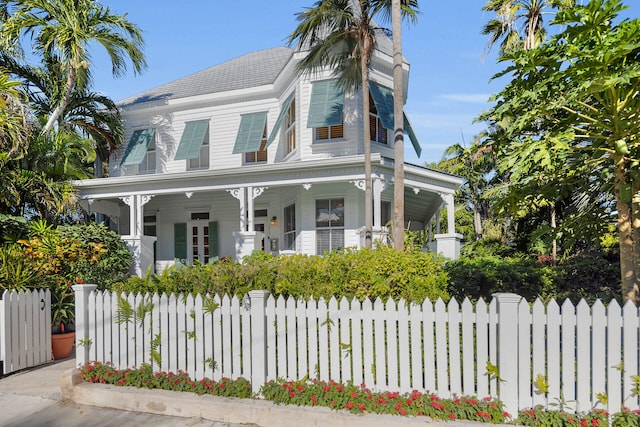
left=517, top=407, right=610, bottom=427
left=79, top=361, right=252, bottom=398
left=260, top=378, right=509, bottom=423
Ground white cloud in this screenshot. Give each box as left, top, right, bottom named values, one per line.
left=439, top=93, right=492, bottom=104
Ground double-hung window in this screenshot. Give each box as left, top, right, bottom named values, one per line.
left=285, top=98, right=296, bottom=154
left=234, top=112, right=268, bottom=165
left=315, top=198, right=344, bottom=254
left=369, top=95, right=388, bottom=145
left=174, top=120, right=210, bottom=170
left=120, top=128, right=156, bottom=173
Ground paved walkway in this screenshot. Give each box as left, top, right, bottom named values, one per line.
left=0, top=357, right=246, bottom=426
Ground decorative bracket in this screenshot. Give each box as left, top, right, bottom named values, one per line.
left=119, top=196, right=134, bottom=207
left=303, top=183, right=312, bottom=191
left=226, top=188, right=243, bottom=201
left=141, top=195, right=155, bottom=206
left=350, top=180, right=366, bottom=192
left=185, top=192, right=193, bottom=199
left=252, top=187, right=267, bottom=199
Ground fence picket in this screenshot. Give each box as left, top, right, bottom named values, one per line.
left=397, top=299, right=410, bottom=393
left=339, top=297, right=352, bottom=384
left=607, top=300, right=622, bottom=414
left=622, top=301, right=639, bottom=410
left=306, top=297, right=318, bottom=379
left=296, top=298, right=308, bottom=379
left=575, top=300, right=591, bottom=412
left=275, top=295, right=287, bottom=379
left=435, top=298, right=449, bottom=397
left=518, top=298, right=532, bottom=410
left=423, top=298, right=436, bottom=393
left=373, top=298, right=385, bottom=389
left=448, top=298, right=461, bottom=396
left=592, top=300, right=606, bottom=408
left=350, top=298, right=363, bottom=387
left=317, top=298, right=329, bottom=382
left=230, top=296, right=242, bottom=379
left=328, top=297, right=340, bottom=383
left=265, top=295, right=277, bottom=380
left=475, top=298, right=489, bottom=398
left=561, top=299, right=577, bottom=409
left=286, top=296, right=297, bottom=380
left=361, top=298, right=374, bottom=387
left=211, top=294, right=222, bottom=381
left=410, top=302, right=423, bottom=391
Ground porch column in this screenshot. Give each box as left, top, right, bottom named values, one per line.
left=434, top=192, right=463, bottom=260
left=227, top=188, right=247, bottom=231
left=443, top=193, right=456, bottom=234
left=249, top=187, right=267, bottom=232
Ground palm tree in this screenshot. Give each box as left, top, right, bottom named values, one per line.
left=1, top=52, right=124, bottom=176
left=482, top=0, right=574, bottom=55
left=288, top=0, right=418, bottom=249
left=0, top=0, right=146, bottom=133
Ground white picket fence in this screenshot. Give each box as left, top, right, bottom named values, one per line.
left=73, top=285, right=640, bottom=417
left=0, top=289, right=52, bottom=375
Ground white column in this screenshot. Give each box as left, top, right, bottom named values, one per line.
left=226, top=188, right=247, bottom=231
left=373, top=179, right=384, bottom=229
left=436, top=209, right=441, bottom=235
left=247, top=186, right=254, bottom=232
left=444, top=193, right=456, bottom=234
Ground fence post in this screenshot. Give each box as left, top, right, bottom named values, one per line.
left=248, top=290, right=269, bottom=395
left=72, top=284, right=97, bottom=367
left=493, top=293, right=522, bottom=419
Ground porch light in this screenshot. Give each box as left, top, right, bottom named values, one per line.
left=270, top=216, right=277, bottom=225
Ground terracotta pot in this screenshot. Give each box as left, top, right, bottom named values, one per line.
left=51, top=332, right=75, bottom=360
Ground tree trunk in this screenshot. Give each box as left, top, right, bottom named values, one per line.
left=392, top=0, right=405, bottom=251
left=615, top=162, right=640, bottom=304
left=362, top=38, right=372, bottom=249
left=631, top=177, right=640, bottom=301
left=473, top=207, right=483, bottom=240
left=43, top=64, right=76, bottom=134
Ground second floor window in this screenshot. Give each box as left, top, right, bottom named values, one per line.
left=188, top=137, right=209, bottom=170
left=308, top=80, right=344, bottom=143
left=369, top=95, right=388, bottom=145
left=138, top=137, right=156, bottom=174
left=315, top=123, right=344, bottom=141
left=244, top=126, right=268, bottom=164
left=285, top=98, right=296, bottom=154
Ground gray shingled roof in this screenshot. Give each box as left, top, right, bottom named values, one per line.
left=119, top=46, right=294, bottom=106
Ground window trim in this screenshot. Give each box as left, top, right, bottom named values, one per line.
left=315, top=198, right=345, bottom=254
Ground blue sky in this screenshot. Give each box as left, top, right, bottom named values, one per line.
left=89, top=1, right=514, bottom=165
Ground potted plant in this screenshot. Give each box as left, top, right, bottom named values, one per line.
left=51, top=281, right=76, bottom=359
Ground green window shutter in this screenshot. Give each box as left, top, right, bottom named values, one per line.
left=174, top=223, right=187, bottom=261
left=174, top=120, right=209, bottom=160
left=307, top=80, right=344, bottom=128
left=121, top=128, right=155, bottom=165
left=208, top=221, right=218, bottom=258
left=404, top=113, right=422, bottom=158
left=232, top=112, right=268, bottom=154
left=266, top=92, right=295, bottom=147
left=369, top=83, right=394, bottom=130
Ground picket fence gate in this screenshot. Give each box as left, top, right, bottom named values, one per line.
left=0, top=289, right=51, bottom=375
left=73, top=285, right=640, bottom=417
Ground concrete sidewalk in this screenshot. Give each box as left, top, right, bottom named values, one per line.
left=0, top=357, right=245, bottom=426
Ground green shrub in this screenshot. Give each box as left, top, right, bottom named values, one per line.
left=56, top=222, right=132, bottom=290
left=445, top=255, right=557, bottom=303
left=554, top=252, right=620, bottom=305
left=117, top=247, right=449, bottom=304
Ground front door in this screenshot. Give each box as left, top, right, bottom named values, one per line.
left=190, top=223, right=210, bottom=264
left=254, top=220, right=267, bottom=252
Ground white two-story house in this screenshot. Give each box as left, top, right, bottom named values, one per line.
left=74, top=32, right=463, bottom=276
